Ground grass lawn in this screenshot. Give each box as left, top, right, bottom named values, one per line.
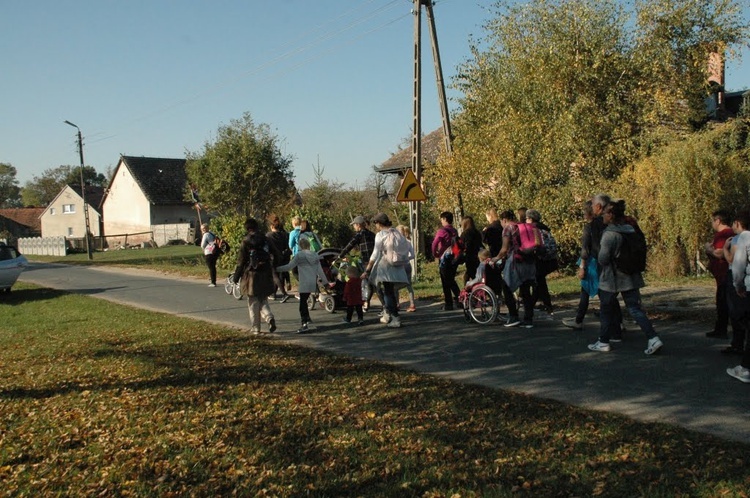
left=1, top=282, right=748, bottom=496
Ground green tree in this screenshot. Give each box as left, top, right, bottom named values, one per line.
left=186, top=112, right=296, bottom=220
left=20, top=165, right=107, bottom=207
left=431, top=0, right=748, bottom=264
left=0, top=163, right=22, bottom=207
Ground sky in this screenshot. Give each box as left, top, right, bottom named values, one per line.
left=2, top=0, right=750, bottom=192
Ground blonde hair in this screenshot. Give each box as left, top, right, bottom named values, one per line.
left=298, top=237, right=310, bottom=250
left=396, top=224, right=410, bottom=238
left=291, top=216, right=301, bottom=227
left=478, top=248, right=491, bottom=260
left=201, top=223, right=209, bottom=231
left=486, top=207, right=498, bottom=222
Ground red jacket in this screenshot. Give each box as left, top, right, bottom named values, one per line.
left=344, top=277, right=364, bottom=306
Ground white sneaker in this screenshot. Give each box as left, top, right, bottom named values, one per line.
left=562, top=318, right=582, bottom=330
left=387, top=316, right=401, bottom=328
left=644, top=336, right=663, bottom=355
left=726, top=365, right=750, bottom=383
left=588, top=340, right=611, bottom=352
left=379, top=313, right=391, bottom=324
left=208, top=283, right=216, bottom=287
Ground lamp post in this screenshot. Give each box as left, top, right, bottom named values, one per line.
left=64, top=120, right=93, bottom=260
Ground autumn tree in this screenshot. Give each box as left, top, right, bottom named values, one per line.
left=0, top=163, right=21, bottom=207
left=432, top=0, right=748, bottom=262
left=186, top=112, right=296, bottom=220
left=20, top=165, right=107, bottom=207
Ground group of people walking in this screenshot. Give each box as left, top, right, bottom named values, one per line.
left=200, top=195, right=750, bottom=384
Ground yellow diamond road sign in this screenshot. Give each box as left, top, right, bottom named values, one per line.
left=396, top=169, right=427, bottom=202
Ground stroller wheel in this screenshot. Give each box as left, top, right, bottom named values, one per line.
left=324, top=295, right=336, bottom=313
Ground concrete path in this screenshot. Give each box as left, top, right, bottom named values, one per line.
left=19, top=262, right=750, bottom=444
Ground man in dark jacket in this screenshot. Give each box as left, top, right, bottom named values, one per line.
left=339, top=215, right=378, bottom=310
left=233, top=217, right=282, bottom=335
left=266, top=215, right=291, bottom=302
left=432, top=211, right=460, bottom=310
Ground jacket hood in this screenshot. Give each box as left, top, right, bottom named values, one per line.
left=606, top=223, right=636, bottom=234
left=297, top=250, right=322, bottom=264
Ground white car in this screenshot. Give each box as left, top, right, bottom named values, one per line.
left=0, top=244, right=28, bottom=292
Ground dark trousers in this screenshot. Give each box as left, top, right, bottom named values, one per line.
left=715, top=280, right=730, bottom=334
left=726, top=273, right=748, bottom=351
left=381, top=282, right=399, bottom=317
left=575, top=288, right=590, bottom=323
left=346, top=305, right=364, bottom=322
left=298, top=292, right=311, bottom=324
left=464, top=259, right=479, bottom=285
left=272, top=270, right=288, bottom=297
left=204, top=253, right=219, bottom=285
left=440, top=264, right=461, bottom=307
left=531, top=273, right=553, bottom=310
left=502, top=279, right=533, bottom=322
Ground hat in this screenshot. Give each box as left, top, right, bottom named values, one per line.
left=371, top=212, right=391, bottom=226
left=525, top=209, right=541, bottom=222
left=351, top=215, right=367, bottom=225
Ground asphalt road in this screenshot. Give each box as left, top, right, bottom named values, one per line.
left=19, top=262, right=750, bottom=444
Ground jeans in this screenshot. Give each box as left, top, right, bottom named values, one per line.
left=381, top=282, right=399, bottom=317
left=501, top=279, right=533, bottom=322
left=599, top=288, right=655, bottom=343
left=575, top=287, right=590, bottom=323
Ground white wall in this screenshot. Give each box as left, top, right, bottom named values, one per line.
left=102, top=162, right=152, bottom=245
left=41, top=185, right=101, bottom=237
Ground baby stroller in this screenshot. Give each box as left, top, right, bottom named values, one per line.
left=459, top=264, right=502, bottom=325
left=308, top=247, right=348, bottom=313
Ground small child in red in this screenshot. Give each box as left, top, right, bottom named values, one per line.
left=343, top=265, right=365, bottom=325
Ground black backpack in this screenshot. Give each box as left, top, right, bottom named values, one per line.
left=615, top=230, right=647, bottom=274
left=245, top=234, right=271, bottom=271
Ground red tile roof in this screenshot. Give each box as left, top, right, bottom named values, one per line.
left=0, top=208, right=44, bottom=233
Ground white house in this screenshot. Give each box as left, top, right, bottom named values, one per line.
left=40, top=184, right=104, bottom=238
left=101, top=156, right=198, bottom=246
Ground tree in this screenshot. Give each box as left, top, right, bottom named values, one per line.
left=429, top=0, right=748, bottom=263
left=0, top=163, right=22, bottom=207
left=21, top=165, right=107, bottom=207
left=186, top=112, right=296, bottom=220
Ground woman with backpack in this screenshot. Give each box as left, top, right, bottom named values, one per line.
left=360, top=212, right=409, bottom=328
left=200, top=223, right=219, bottom=287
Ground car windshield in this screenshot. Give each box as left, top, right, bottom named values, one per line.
left=0, top=246, right=18, bottom=261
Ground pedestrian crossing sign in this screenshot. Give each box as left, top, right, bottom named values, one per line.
left=396, top=169, right=427, bottom=202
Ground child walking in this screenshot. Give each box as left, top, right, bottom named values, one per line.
left=275, top=237, right=331, bottom=334
left=342, top=265, right=365, bottom=325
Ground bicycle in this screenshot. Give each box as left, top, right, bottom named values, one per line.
left=224, top=273, right=242, bottom=300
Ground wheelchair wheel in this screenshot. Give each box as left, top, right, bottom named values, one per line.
left=233, top=283, right=242, bottom=300
left=308, top=294, right=317, bottom=310
left=467, top=284, right=498, bottom=325
left=224, top=276, right=234, bottom=295
left=324, top=295, right=336, bottom=313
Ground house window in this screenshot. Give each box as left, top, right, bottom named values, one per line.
left=50, top=207, right=56, bottom=215
left=63, top=204, right=75, bottom=214
left=67, top=227, right=74, bottom=236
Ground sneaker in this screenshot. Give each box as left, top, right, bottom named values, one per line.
left=504, top=317, right=521, bottom=328
left=520, top=321, right=533, bottom=329
left=268, top=318, right=277, bottom=333
left=706, top=330, right=729, bottom=339
left=726, top=365, right=750, bottom=383
left=387, top=316, right=401, bottom=328
left=305, top=322, right=317, bottom=331
left=357, top=320, right=365, bottom=326
left=588, top=340, right=611, bottom=352
left=280, top=294, right=291, bottom=304
left=379, top=313, right=391, bottom=324
left=562, top=318, right=582, bottom=330
left=295, top=324, right=309, bottom=334
left=645, top=336, right=663, bottom=355
left=208, top=283, right=216, bottom=287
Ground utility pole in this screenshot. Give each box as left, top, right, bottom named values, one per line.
left=64, top=120, right=93, bottom=260
left=410, top=0, right=457, bottom=277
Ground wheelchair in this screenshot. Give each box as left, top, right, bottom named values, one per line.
left=224, top=273, right=242, bottom=300
left=459, top=279, right=500, bottom=325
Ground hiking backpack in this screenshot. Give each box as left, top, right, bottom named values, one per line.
left=300, top=232, right=322, bottom=252
left=385, top=228, right=411, bottom=266
left=514, top=223, right=542, bottom=262
left=615, top=230, right=647, bottom=274
left=214, top=236, right=230, bottom=256
left=244, top=234, right=271, bottom=272
left=537, top=229, right=558, bottom=262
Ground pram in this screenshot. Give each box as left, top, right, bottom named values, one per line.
left=459, top=263, right=502, bottom=325
left=308, top=247, right=348, bottom=313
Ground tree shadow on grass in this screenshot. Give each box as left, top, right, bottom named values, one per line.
left=0, top=287, right=68, bottom=306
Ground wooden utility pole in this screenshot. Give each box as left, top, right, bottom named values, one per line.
left=410, top=0, right=458, bottom=277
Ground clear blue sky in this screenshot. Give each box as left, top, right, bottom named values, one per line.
left=2, top=0, right=749, bottom=191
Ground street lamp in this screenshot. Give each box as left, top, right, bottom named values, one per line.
left=64, top=120, right=93, bottom=260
